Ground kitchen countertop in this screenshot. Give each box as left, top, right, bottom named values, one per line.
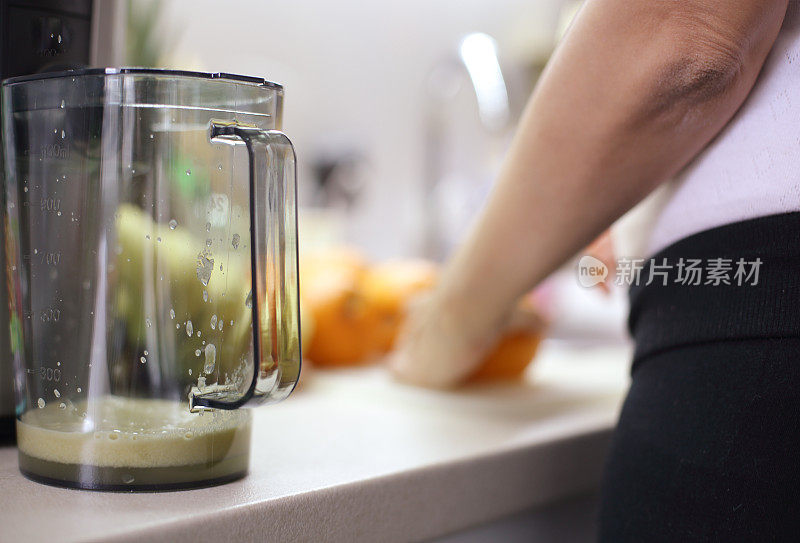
left=0, top=341, right=631, bottom=543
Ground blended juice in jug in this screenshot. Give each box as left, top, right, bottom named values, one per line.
left=16, top=396, right=252, bottom=490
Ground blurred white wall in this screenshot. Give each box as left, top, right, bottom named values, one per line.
left=156, top=0, right=566, bottom=258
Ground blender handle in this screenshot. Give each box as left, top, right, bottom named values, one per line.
left=190, top=120, right=301, bottom=411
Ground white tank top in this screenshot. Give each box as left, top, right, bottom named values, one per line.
left=638, top=1, right=800, bottom=255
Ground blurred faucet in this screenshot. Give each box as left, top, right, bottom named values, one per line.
left=459, top=33, right=511, bottom=132
left=422, top=32, right=513, bottom=260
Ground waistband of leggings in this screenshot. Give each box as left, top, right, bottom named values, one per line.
left=629, top=212, right=800, bottom=369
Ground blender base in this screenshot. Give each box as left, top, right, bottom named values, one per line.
left=0, top=416, right=15, bottom=444
left=18, top=452, right=249, bottom=492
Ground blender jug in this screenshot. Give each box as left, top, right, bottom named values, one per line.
left=2, top=68, right=301, bottom=490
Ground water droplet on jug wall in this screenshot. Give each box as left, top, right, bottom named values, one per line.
left=37, top=398, right=45, bottom=408
left=232, top=233, right=240, bottom=249
left=170, top=308, right=176, bottom=320
left=196, top=251, right=214, bottom=286
left=186, top=320, right=193, bottom=337
left=204, top=343, right=216, bottom=374
left=169, top=219, right=177, bottom=230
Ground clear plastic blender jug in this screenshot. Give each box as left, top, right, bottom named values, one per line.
left=2, top=68, right=300, bottom=490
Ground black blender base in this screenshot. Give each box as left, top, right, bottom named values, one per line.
left=0, top=416, right=15, bottom=444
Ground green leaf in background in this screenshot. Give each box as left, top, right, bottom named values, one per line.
left=125, top=0, right=181, bottom=67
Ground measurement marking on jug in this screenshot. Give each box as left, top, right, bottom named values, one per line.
left=39, top=307, right=61, bottom=323
left=208, top=194, right=229, bottom=227
left=40, top=143, right=69, bottom=160
left=40, top=197, right=61, bottom=213
left=31, top=251, right=62, bottom=266
left=37, top=366, right=61, bottom=382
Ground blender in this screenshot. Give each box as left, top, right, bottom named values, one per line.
left=2, top=68, right=300, bottom=489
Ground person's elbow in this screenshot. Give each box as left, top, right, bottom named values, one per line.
left=644, top=3, right=785, bottom=116
left=657, top=41, right=744, bottom=108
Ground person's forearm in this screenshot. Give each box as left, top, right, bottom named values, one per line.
left=438, top=0, right=787, bottom=332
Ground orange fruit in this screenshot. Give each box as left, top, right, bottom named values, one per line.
left=299, top=249, right=543, bottom=376
left=300, top=248, right=382, bottom=367
left=360, top=259, right=438, bottom=352
left=299, top=246, right=367, bottom=286
left=468, top=331, right=542, bottom=382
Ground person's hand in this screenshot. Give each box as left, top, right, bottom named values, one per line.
left=585, top=229, right=616, bottom=294
left=389, top=293, right=544, bottom=388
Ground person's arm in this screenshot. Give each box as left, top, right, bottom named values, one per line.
left=392, top=0, right=788, bottom=387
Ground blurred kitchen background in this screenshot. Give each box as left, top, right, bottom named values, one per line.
left=113, top=0, right=628, bottom=350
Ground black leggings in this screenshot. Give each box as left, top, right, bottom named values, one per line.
left=599, top=212, right=800, bottom=541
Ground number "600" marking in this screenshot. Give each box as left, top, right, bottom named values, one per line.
left=40, top=308, right=61, bottom=322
